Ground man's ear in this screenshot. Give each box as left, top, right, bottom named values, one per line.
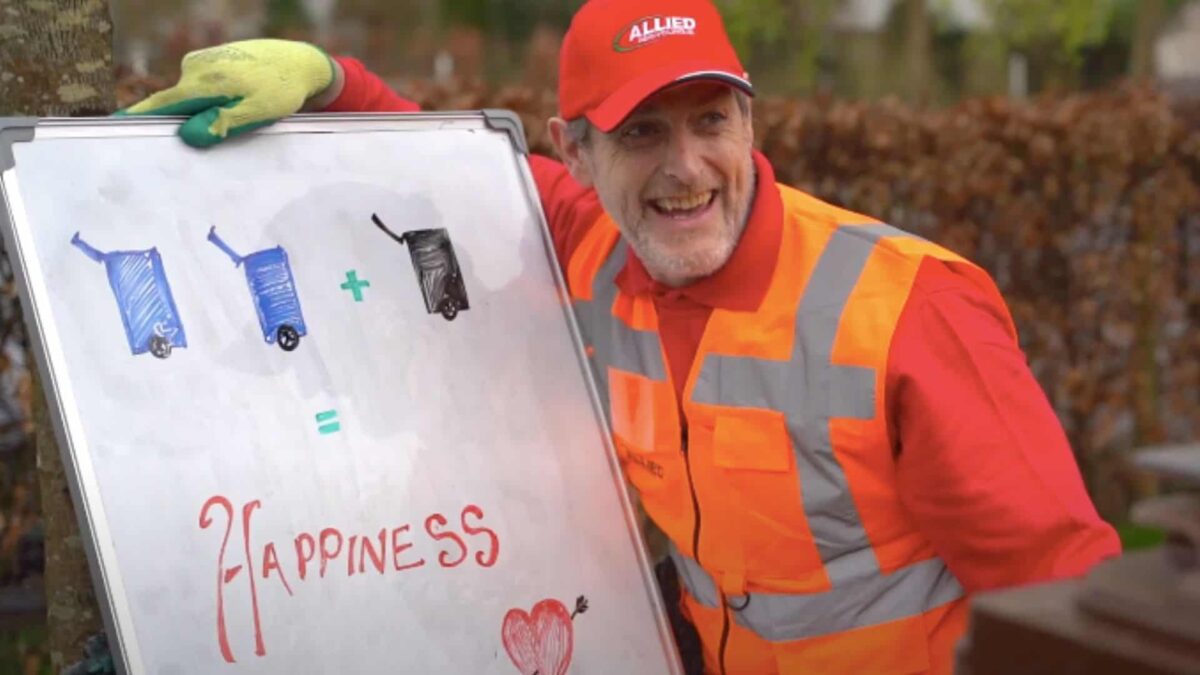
left=547, top=117, right=594, bottom=188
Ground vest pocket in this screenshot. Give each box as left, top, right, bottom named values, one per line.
left=709, top=409, right=830, bottom=590
left=713, top=409, right=793, bottom=472
left=608, top=369, right=677, bottom=454
left=607, top=370, right=689, bottom=541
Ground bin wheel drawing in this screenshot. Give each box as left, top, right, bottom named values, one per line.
left=148, top=335, right=172, bottom=359
left=276, top=325, right=301, bottom=352
left=440, top=298, right=460, bottom=321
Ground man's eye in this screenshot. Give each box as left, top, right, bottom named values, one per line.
left=623, top=122, right=659, bottom=139
left=700, top=111, right=728, bottom=126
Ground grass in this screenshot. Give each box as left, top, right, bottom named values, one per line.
left=1115, top=522, right=1166, bottom=551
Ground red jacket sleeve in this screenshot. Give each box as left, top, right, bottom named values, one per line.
left=324, top=56, right=421, bottom=113
left=528, top=155, right=605, bottom=273
left=326, top=57, right=602, bottom=274
left=889, top=259, right=1121, bottom=592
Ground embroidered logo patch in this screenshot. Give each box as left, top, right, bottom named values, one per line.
left=613, top=15, right=697, bottom=52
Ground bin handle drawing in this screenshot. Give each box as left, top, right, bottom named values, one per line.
left=370, top=213, right=406, bottom=245
left=71, top=231, right=188, bottom=359
left=70, top=231, right=105, bottom=263
left=206, top=227, right=245, bottom=268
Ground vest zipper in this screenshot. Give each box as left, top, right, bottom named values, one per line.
left=681, top=426, right=702, bottom=565
left=718, top=600, right=732, bottom=675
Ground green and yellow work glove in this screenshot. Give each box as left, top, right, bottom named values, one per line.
left=120, top=39, right=336, bottom=148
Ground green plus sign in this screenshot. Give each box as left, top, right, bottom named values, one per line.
left=340, top=270, right=370, bottom=302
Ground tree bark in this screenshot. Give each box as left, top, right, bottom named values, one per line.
left=0, top=0, right=117, bottom=115
left=900, top=0, right=933, bottom=103
left=32, top=371, right=102, bottom=671
left=0, top=0, right=115, bottom=670
left=1129, top=0, right=1166, bottom=79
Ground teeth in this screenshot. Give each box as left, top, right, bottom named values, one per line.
left=655, top=191, right=711, bottom=212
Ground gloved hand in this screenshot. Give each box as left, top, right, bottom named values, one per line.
left=120, top=39, right=336, bottom=148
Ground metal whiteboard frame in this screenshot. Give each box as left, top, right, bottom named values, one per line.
left=0, top=113, right=681, bottom=674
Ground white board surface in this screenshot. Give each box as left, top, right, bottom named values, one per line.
left=0, top=114, right=680, bottom=675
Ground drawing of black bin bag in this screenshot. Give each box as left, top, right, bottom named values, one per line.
left=371, top=214, right=469, bottom=321
left=70, top=232, right=188, bottom=359
left=206, top=227, right=307, bottom=351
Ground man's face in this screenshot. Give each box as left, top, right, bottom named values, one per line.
left=560, top=82, right=755, bottom=287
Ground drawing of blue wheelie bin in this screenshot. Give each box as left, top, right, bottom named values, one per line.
left=71, top=232, right=187, bottom=359
left=207, top=227, right=307, bottom=351
left=371, top=214, right=469, bottom=321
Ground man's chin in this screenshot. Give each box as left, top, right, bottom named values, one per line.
left=640, top=246, right=733, bottom=286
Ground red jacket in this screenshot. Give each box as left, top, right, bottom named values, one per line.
left=326, top=56, right=1120, bottom=593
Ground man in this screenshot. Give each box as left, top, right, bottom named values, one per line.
left=125, top=1, right=1120, bottom=672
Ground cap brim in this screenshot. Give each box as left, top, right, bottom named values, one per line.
left=586, top=62, right=754, bottom=133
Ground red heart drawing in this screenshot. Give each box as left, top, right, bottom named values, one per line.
left=501, top=598, right=574, bottom=675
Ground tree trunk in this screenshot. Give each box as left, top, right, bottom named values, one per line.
left=900, top=0, right=933, bottom=103
left=32, top=371, right=102, bottom=671
left=1129, top=0, right=1166, bottom=79
left=0, top=0, right=117, bottom=115
left=0, top=0, right=115, bottom=669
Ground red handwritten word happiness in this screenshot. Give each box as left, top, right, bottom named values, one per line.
left=198, top=496, right=501, bottom=663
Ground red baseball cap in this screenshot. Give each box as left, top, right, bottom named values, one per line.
left=558, top=0, right=753, bottom=132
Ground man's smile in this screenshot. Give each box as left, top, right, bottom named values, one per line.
left=647, top=189, right=718, bottom=222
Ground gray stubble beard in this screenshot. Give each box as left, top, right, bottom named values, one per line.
left=630, top=160, right=757, bottom=288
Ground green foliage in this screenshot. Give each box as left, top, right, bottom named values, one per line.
left=716, top=0, right=789, bottom=54
left=979, top=0, right=1186, bottom=63
left=981, top=0, right=1118, bottom=60
left=0, top=626, right=50, bottom=675
left=1115, top=522, right=1166, bottom=551
left=793, top=0, right=840, bottom=92
left=264, top=0, right=312, bottom=36
left=442, top=0, right=580, bottom=41
left=1107, top=0, right=1189, bottom=43
left=491, top=0, right=579, bottom=43
left=716, top=0, right=839, bottom=94
left=442, top=0, right=489, bottom=30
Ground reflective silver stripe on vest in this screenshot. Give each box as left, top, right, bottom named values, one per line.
left=572, top=243, right=667, bottom=422
left=671, top=545, right=964, bottom=641
left=693, top=223, right=916, bottom=584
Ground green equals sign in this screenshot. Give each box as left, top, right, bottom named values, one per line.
left=316, top=410, right=340, bottom=435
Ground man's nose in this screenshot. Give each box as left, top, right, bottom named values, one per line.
left=662, top=129, right=705, bottom=185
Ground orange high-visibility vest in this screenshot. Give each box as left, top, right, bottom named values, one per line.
left=567, top=183, right=1017, bottom=674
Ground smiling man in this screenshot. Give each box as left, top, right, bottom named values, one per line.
left=559, top=80, right=756, bottom=288
left=124, top=0, right=1121, bottom=672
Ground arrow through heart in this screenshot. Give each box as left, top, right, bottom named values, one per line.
left=501, top=597, right=588, bottom=675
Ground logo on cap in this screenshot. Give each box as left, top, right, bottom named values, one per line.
left=613, top=15, right=697, bottom=52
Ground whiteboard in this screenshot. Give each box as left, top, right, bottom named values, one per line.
left=0, top=114, right=681, bottom=675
